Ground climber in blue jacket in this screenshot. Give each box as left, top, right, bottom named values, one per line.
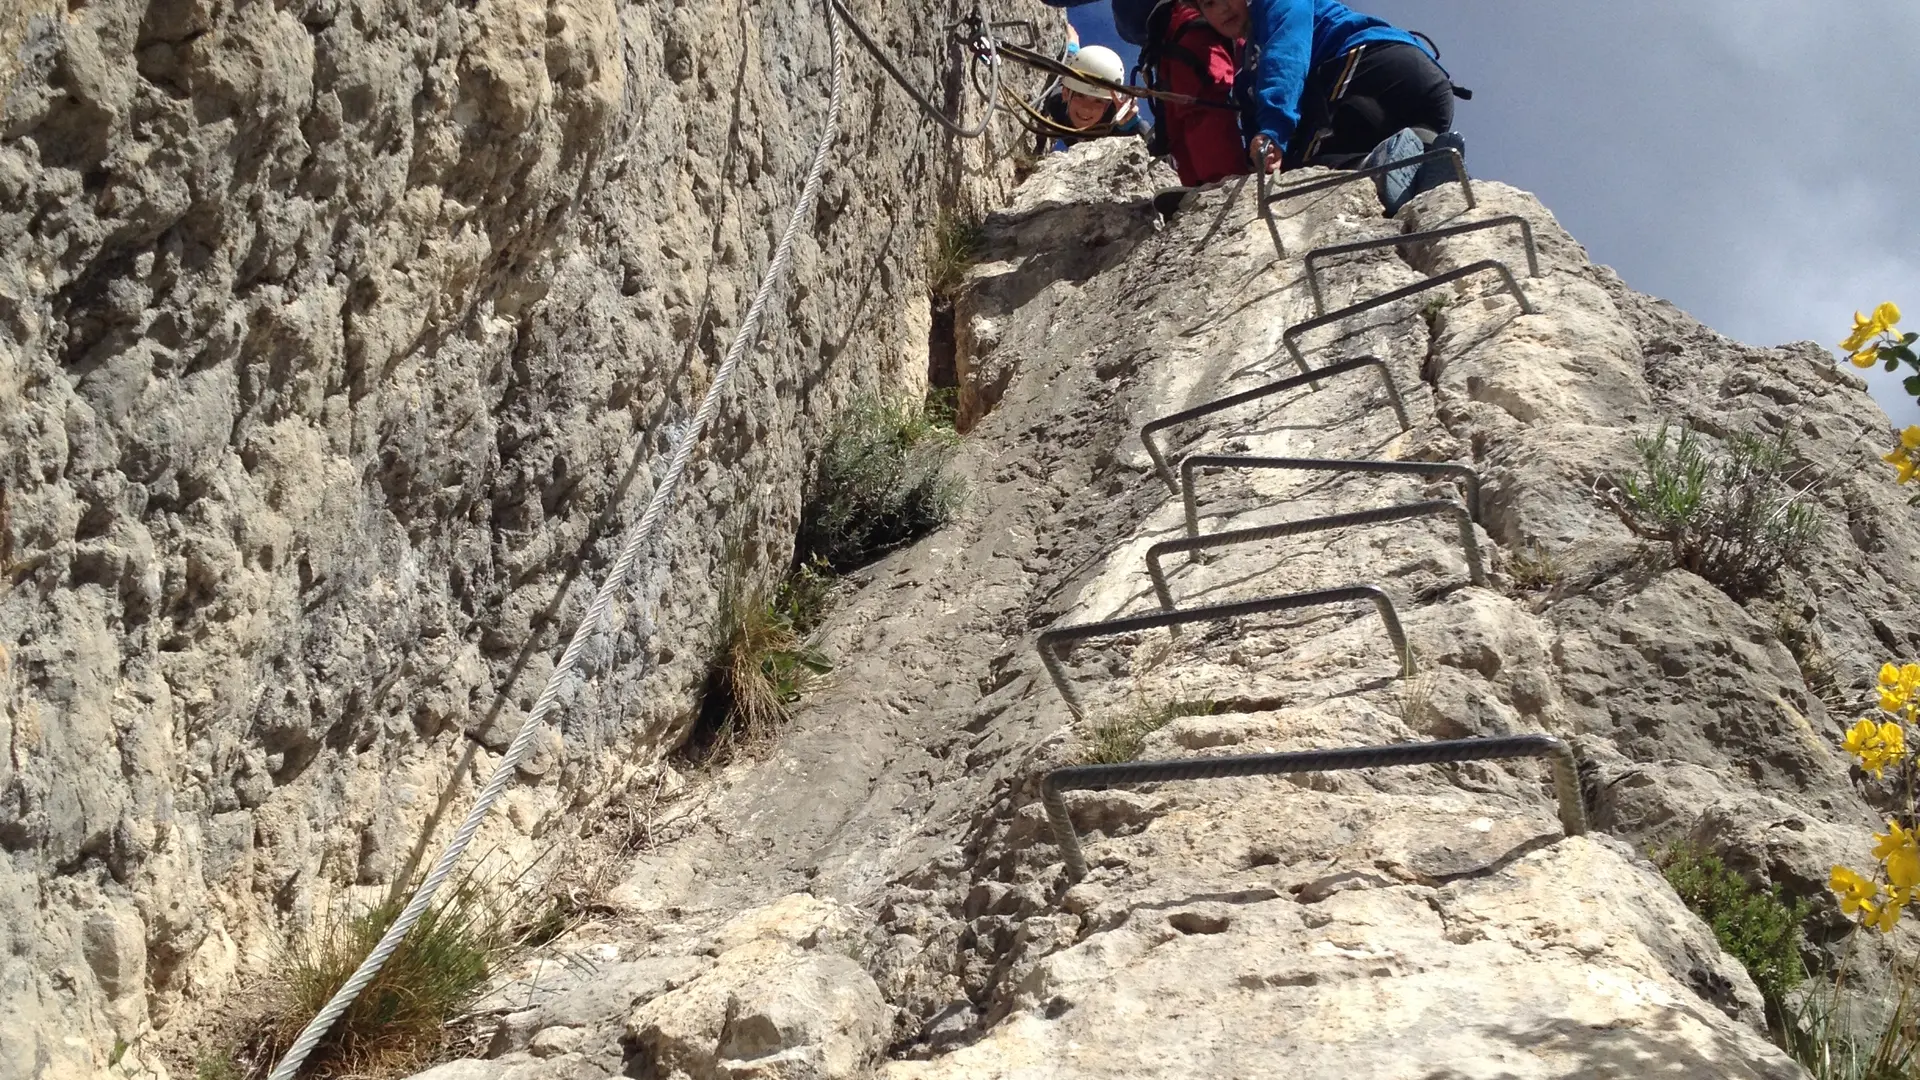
left=1194, top=0, right=1460, bottom=175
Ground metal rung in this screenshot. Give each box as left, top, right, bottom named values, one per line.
left=1180, top=455, right=1482, bottom=539
left=1306, top=215, right=1541, bottom=316
left=1264, top=147, right=1475, bottom=215
left=1147, top=499, right=1485, bottom=609
left=1042, top=735, right=1588, bottom=882
left=1254, top=170, right=1289, bottom=258
left=1141, top=357, right=1411, bottom=494
left=1282, top=258, right=1535, bottom=379
left=1037, top=585, right=1415, bottom=721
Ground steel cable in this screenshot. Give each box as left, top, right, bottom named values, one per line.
left=830, top=0, right=1001, bottom=139
left=265, top=3, right=847, bottom=1076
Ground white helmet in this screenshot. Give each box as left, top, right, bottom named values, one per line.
left=1062, top=45, right=1125, bottom=96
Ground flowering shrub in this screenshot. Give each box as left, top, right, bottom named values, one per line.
left=1831, top=663, right=1920, bottom=932
left=1839, top=303, right=1920, bottom=493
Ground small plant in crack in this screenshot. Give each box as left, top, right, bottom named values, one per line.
left=1774, top=607, right=1847, bottom=716
left=797, top=394, right=963, bottom=573
left=1078, top=698, right=1215, bottom=765
left=1503, top=542, right=1564, bottom=594
left=1655, top=844, right=1809, bottom=1032
left=928, top=210, right=984, bottom=302
left=1613, top=423, right=1823, bottom=599
left=693, top=571, right=833, bottom=757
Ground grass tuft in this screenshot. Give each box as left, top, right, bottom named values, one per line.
left=1078, top=699, right=1215, bottom=765
left=264, top=879, right=510, bottom=1078
left=797, top=395, right=963, bottom=574
left=1504, top=543, right=1563, bottom=593
left=1616, top=424, right=1822, bottom=599
left=693, top=572, right=832, bottom=757
left=928, top=211, right=984, bottom=300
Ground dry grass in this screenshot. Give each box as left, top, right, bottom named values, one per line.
left=692, top=573, right=832, bottom=759
left=1078, top=699, right=1214, bottom=765
left=1504, top=543, right=1563, bottom=593
left=261, top=878, right=514, bottom=1078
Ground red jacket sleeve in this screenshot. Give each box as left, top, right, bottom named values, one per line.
left=1161, top=19, right=1246, bottom=187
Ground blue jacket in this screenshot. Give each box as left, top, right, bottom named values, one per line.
left=1240, top=0, right=1431, bottom=149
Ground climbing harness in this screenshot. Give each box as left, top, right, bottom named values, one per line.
left=1281, top=259, right=1535, bottom=380
left=1144, top=499, right=1485, bottom=610
left=265, top=3, right=848, bottom=1077
left=1139, top=356, right=1412, bottom=492
left=1303, top=215, right=1540, bottom=317
left=1043, top=735, right=1588, bottom=882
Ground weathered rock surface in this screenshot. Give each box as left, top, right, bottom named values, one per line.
left=429, top=139, right=1920, bottom=1080
left=0, top=0, right=1036, bottom=1072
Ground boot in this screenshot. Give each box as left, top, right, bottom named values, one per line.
left=1362, top=127, right=1428, bottom=215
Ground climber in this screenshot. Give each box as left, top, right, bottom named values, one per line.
left=1140, top=0, right=1246, bottom=187
left=1195, top=0, right=1465, bottom=203
left=1040, top=45, right=1151, bottom=148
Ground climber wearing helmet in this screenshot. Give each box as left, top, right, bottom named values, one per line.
left=1041, top=45, right=1150, bottom=147
left=1196, top=0, right=1460, bottom=181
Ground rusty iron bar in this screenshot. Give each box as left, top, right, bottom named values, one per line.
left=1179, top=456, right=1482, bottom=539
left=1305, top=215, right=1541, bottom=316
left=1281, top=258, right=1535, bottom=379
left=1140, top=357, right=1411, bottom=494
left=1037, top=585, right=1415, bottom=720
left=1042, top=735, right=1588, bottom=882
left=1146, top=499, right=1484, bottom=609
left=1254, top=169, right=1289, bottom=259
left=1264, top=147, right=1475, bottom=215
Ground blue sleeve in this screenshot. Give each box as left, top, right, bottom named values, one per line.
left=1247, top=0, right=1315, bottom=147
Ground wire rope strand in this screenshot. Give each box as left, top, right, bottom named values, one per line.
left=264, top=5, right=847, bottom=1077
left=830, top=0, right=1000, bottom=139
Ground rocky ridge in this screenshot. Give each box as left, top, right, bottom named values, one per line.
left=403, top=141, right=1920, bottom=1079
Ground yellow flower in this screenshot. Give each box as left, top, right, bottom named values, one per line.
left=1876, top=822, right=1920, bottom=891
left=1889, top=445, right=1920, bottom=485
left=1871, top=892, right=1906, bottom=933
left=1842, top=302, right=1903, bottom=355
left=1880, top=664, right=1920, bottom=713
left=1832, top=864, right=1883, bottom=918
left=1845, top=717, right=1906, bottom=777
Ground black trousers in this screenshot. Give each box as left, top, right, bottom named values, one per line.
left=1285, top=41, right=1455, bottom=169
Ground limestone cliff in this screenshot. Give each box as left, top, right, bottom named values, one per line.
left=415, top=141, right=1920, bottom=1080
left=0, top=0, right=1034, bottom=1073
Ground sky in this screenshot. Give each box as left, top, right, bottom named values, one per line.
left=1057, top=0, right=1920, bottom=427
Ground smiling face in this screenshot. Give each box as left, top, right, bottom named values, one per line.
left=1196, top=0, right=1250, bottom=40
left=1064, top=88, right=1113, bottom=129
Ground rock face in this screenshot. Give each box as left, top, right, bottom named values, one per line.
left=0, top=0, right=1035, bottom=1072
left=427, top=139, right=1920, bottom=1080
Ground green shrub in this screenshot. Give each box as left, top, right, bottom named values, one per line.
left=1617, top=424, right=1822, bottom=599
left=1078, top=700, right=1215, bottom=765
left=267, top=880, right=508, bottom=1077
left=1656, top=844, right=1810, bottom=1011
left=798, top=396, right=962, bottom=573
